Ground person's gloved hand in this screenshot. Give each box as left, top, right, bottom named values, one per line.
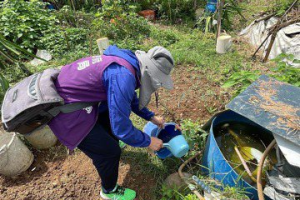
left=148, top=137, right=163, bottom=151
left=150, top=116, right=165, bottom=129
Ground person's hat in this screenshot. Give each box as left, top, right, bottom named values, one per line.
left=135, top=46, right=174, bottom=110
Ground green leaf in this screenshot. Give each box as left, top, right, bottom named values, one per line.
left=222, top=80, right=237, bottom=88
left=17, top=33, right=23, bottom=38
left=0, top=73, right=9, bottom=92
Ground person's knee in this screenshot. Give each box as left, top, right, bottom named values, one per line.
left=101, top=145, right=121, bottom=159
left=93, top=147, right=121, bottom=167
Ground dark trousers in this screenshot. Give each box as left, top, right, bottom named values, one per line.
left=78, top=111, right=121, bottom=193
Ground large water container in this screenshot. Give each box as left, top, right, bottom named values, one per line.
left=202, top=110, right=273, bottom=200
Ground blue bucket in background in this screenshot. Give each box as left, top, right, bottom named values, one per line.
left=202, top=110, right=272, bottom=200
left=206, top=0, right=217, bottom=13
left=143, top=122, right=182, bottom=159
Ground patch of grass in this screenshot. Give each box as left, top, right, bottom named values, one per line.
left=166, top=28, right=258, bottom=84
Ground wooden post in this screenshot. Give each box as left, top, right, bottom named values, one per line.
left=96, top=37, right=109, bottom=55
left=262, top=18, right=299, bottom=62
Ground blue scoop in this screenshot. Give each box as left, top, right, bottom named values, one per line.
left=143, top=122, right=189, bottom=159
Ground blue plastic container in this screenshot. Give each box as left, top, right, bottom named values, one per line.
left=143, top=122, right=183, bottom=159
left=202, top=110, right=272, bottom=200
left=206, top=4, right=216, bottom=13
left=163, top=135, right=189, bottom=158
left=206, top=0, right=217, bottom=13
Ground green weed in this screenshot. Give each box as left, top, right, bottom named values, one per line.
left=0, top=73, right=9, bottom=107
left=161, top=184, right=183, bottom=200
left=222, top=70, right=260, bottom=96
left=93, top=1, right=150, bottom=44
left=0, top=0, right=56, bottom=52
left=271, top=54, right=300, bottom=87
left=180, top=119, right=208, bottom=152
left=40, top=26, right=90, bottom=57
left=222, top=54, right=300, bottom=97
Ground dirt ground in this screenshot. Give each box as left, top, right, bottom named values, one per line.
left=149, top=64, right=230, bottom=123
left=0, top=65, right=228, bottom=200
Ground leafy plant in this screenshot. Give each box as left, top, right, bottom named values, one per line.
left=222, top=0, right=246, bottom=30
left=180, top=119, right=208, bottom=151
left=222, top=54, right=300, bottom=97
left=271, top=54, right=300, bottom=87
left=49, top=0, right=102, bottom=11
left=155, top=0, right=196, bottom=23
left=0, top=73, right=9, bottom=104
left=274, top=0, right=295, bottom=15
left=0, top=0, right=56, bottom=52
left=161, top=184, right=182, bottom=200
left=40, top=26, right=90, bottom=57
left=129, top=0, right=197, bottom=23
left=183, top=194, right=199, bottom=200
left=0, top=34, right=39, bottom=73
left=54, top=5, right=95, bottom=28
left=222, top=70, right=260, bottom=96
left=196, top=12, right=217, bottom=34
left=0, top=35, right=42, bottom=108
left=92, top=0, right=150, bottom=50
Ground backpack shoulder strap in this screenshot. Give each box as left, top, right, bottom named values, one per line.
left=48, top=102, right=97, bottom=117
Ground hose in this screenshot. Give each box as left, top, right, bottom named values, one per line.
left=178, top=151, right=205, bottom=200
left=257, top=139, right=276, bottom=200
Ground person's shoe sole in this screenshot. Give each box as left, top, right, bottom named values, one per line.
left=100, top=191, right=113, bottom=200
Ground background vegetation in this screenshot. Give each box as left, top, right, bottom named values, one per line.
left=0, top=0, right=299, bottom=199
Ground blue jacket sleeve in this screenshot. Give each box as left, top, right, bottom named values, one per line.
left=103, top=66, right=151, bottom=147
left=131, top=92, right=155, bottom=121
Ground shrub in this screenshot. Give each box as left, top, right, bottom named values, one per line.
left=0, top=0, right=56, bottom=52
left=132, top=0, right=197, bottom=22
left=92, top=0, right=150, bottom=47
left=54, top=5, right=95, bottom=28
left=155, top=0, right=196, bottom=22
left=40, top=26, right=90, bottom=57
left=49, top=0, right=102, bottom=12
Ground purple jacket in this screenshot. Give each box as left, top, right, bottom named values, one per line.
left=48, top=55, right=137, bottom=150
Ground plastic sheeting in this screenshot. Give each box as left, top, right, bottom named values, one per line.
left=30, top=50, right=52, bottom=66
left=240, top=17, right=300, bottom=67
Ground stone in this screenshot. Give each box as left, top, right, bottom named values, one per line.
left=164, top=172, right=192, bottom=190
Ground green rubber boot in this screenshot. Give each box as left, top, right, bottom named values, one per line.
left=100, top=185, right=136, bottom=200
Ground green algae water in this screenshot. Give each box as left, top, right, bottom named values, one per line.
left=214, top=122, right=277, bottom=186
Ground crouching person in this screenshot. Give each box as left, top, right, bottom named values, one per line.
left=48, top=45, right=175, bottom=200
